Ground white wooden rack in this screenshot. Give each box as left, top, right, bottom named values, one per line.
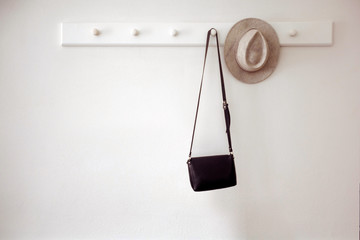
left=61, top=21, right=333, bottom=47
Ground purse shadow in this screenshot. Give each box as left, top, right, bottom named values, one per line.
left=210, top=172, right=297, bottom=239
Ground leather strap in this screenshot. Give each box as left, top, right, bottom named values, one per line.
left=188, top=28, right=233, bottom=159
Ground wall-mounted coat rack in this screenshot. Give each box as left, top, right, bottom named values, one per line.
left=61, top=22, right=333, bottom=47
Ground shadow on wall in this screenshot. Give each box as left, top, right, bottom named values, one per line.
left=211, top=183, right=296, bottom=240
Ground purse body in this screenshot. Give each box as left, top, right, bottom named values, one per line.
left=188, top=154, right=236, bottom=191
left=187, top=28, right=236, bottom=192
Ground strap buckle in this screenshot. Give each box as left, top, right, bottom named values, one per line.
left=223, top=101, right=228, bottom=109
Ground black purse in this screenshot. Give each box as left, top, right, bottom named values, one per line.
left=187, top=28, right=236, bottom=192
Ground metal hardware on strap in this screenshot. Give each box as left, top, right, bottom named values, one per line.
left=223, top=101, right=228, bottom=109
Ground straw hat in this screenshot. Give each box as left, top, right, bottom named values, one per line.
left=224, top=18, right=280, bottom=84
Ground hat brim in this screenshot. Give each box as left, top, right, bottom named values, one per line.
left=224, top=18, right=280, bottom=84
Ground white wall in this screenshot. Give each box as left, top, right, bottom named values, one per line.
left=0, top=0, right=359, bottom=239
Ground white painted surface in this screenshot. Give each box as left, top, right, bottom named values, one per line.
left=0, top=0, right=359, bottom=239
left=271, top=21, right=333, bottom=46
left=61, top=21, right=333, bottom=47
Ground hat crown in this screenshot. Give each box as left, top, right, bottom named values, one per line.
left=235, top=29, right=269, bottom=72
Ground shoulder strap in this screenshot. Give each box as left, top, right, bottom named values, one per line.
left=188, top=28, right=233, bottom=159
